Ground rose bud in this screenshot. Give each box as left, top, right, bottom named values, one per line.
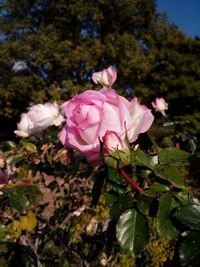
left=151, top=97, right=168, bottom=116
left=102, top=131, right=131, bottom=169
left=92, top=65, right=117, bottom=88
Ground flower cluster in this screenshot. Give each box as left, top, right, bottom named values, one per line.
left=60, top=66, right=154, bottom=166
left=15, top=66, right=168, bottom=168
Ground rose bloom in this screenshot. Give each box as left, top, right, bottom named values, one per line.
left=14, top=113, right=35, bottom=137
left=60, top=88, right=154, bottom=166
left=27, top=102, right=65, bottom=129
left=15, top=102, right=65, bottom=137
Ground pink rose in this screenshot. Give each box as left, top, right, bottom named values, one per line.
left=92, top=66, right=117, bottom=87
left=132, top=96, right=139, bottom=103
left=60, top=88, right=154, bottom=166
left=151, top=97, right=168, bottom=116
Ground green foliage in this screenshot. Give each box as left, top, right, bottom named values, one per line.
left=116, top=209, right=149, bottom=256
left=1, top=0, right=200, bottom=138
left=4, top=186, right=40, bottom=211
left=179, top=231, right=200, bottom=267
left=158, top=147, right=191, bottom=165
left=154, top=165, right=185, bottom=188
left=109, top=193, right=136, bottom=220
left=0, top=110, right=199, bottom=266
left=172, top=204, right=200, bottom=230
left=146, top=183, right=169, bottom=196
left=107, top=167, right=127, bottom=192
left=137, top=196, right=154, bottom=216
left=0, top=0, right=156, bottom=119
left=157, top=193, right=180, bottom=237
left=20, top=139, right=37, bottom=153
left=132, top=150, right=156, bottom=169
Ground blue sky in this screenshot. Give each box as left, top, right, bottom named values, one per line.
left=156, top=0, right=200, bottom=38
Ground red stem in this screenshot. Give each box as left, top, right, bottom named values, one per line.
left=120, top=169, right=143, bottom=194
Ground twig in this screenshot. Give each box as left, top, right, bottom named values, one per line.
left=120, top=169, right=143, bottom=194
left=147, top=132, right=160, bottom=153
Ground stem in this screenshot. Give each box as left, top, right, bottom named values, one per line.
left=147, top=132, right=160, bottom=152
left=120, top=169, right=143, bottom=194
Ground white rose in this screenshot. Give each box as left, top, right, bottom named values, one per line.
left=28, top=102, right=64, bottom=129
left=14, top=113, right=34, bottom=137
left=14, top=102, right=65, bottom=137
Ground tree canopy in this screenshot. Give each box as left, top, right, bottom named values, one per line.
left=0, top=0, right=200, bottom=137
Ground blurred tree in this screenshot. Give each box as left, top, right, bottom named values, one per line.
left=0, top=0, right=199, bottom=138
left=142, top=27, right=200, bottom=114
left=141, top=27, right=200, bottom=135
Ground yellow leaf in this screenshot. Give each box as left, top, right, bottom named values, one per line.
left=19, top=210, right=37, bottom=232
left=11, top=220, right=21, bottom=240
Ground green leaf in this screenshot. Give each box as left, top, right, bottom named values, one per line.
left=0, top=224, right=11, bottom=242
left=4, top=186, right=40, bottom=211
left=139, top=169, right=152, bottom=180
left=145, top=182, right=169, bottom=197
left=105, top=191, right=119, bottom=206
left=0, top=141, right=16, bottom=150
left=109, top=194, right=136, bottom=220
left=8, top=191, right=29, bottom=210
left=116, top=209, right=149, bottom=256
left=6, top=154, right=24, bottom=165
left=132, top=150, right=157, bottom=169
left=157, top=193, right=180, bottom=237
left=174, top=192, right=191, bottom=205
left=172, top=204, right=200, bottom=230
left=107, top=167, right=126, bottom=192
left=179, top=231, right=200, bottom=267
left=20, top=140, right=37, bottom=153
left=137, top=196, right=154, bottom=216
left=0, top=221, right=21, bottom=242
left=43, top=128, right=59, bottom=142
left=155, top=165, right=185, bottom=188
left=158, top=147, right=190, bottom=165
left=5, top=141, right=16, bottom=148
